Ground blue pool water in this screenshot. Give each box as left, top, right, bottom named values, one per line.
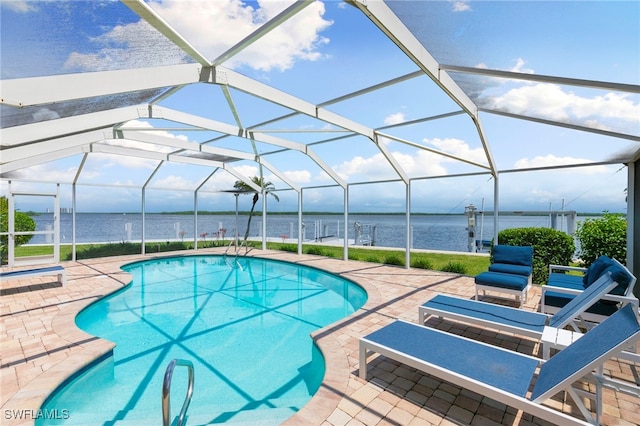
left=38, top=255, right=367, bottom=425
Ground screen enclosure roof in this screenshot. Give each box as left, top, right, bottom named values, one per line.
left=1, top=0, right=638, bottom=213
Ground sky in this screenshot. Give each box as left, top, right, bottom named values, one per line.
left=1, top=0, right=639, bottom=215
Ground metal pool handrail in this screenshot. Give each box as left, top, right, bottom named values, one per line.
left=162, top=359, right=194, bottom=426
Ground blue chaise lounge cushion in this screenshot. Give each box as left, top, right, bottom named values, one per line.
left=582, top=255, right=631, bottom=296
left=583, top=256, right=613, bottom=287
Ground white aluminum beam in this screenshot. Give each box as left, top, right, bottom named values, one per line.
left=376, top=131, right=491, bottom=170
left=347, top=0, right=478, bottom=117
left=306, top=147, right=347, bottom=189
left=118, top=129, right=256, bottom=161
left=1, top=146, right=88, bottom=174
left=209, top=66, right=376, bottom=138
left=373, top=133, right=409, bottom=184
left=122, top=0, right=211, bottom=66
left=0, top=64, right=203, bottom=107
left=441, top=64, right=640, bottom=94
left=1, top=106, right=145, bottom=146
left=257, top=157, right=301, bottom=193
left=473, top=115, right=498, bottom=177
left=221, top=164, right=262, bottom=192
left=87, top=143, right=168, bottom=161
left=481, top=108, right=640, bottom=143
left=1, top=129, right=113, bottom=163
left=213, top=1, right=315, bottom=66
left=156, top=106, right=308, bottom=151
left=88, top=142, right=225, bottom=168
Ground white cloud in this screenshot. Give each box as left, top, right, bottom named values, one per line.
left=509, top=58, right=534, bottom=74
left=149, top=175, right=198, bottom=191
left=330, top=137, right=488, bottom=182
left=1, top=0, right=38, bottom=13
left=384, top=112, right=406, bottom=126
left=513, top=154, right=609, bottom=174
left=64, top=1, right=331, bottom=72
left=6, top=163, right=81, bottom=183
left=426, top=137, right=487, bottom=164
left=283, top=170, right=312, bottom=184
left=63, top=20, right=187, bottom=71
left=485, top=82, right=640, bottom=133
left=334, top=153, right=394, bottom=181
left=450, top=1, right=471, bottom=12
left=146, top=0, right=332, bottom=71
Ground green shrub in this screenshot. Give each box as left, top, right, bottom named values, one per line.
left=304, top=246, right=325, bottom=256
left=280, top=244, right=298, bottom=253
left=411, top=258, right=433, bottom=270
left=440, top=261, right=467, bottom=274
left=382, top=254, right=404, bottom=266
left=497, top=227, right=575, bottom=284
left=574, top=212, right=626, bottom=267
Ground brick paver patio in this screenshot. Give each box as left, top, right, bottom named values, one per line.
left=2, top=248, right=639, bottom=425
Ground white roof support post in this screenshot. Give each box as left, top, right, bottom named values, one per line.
left=298, top=191, right=303, bottom=255
left=72, top=183, right=77, bottom=261
left=196, top=169, right=221, bottom=252
left=194, top=191, right=199, bottom=251
left=7, top=181, right=14, bottom=267
left=70, top=153, right=90, bottom=262
left=493, top=174, right=500, bottom=246
left=262, top=190, right=267, bottom=251
left=54, top=184, right=60, bottom=263
left=472, top=114, right=499, bottom=242
left=141, top=161, right=166, bottom=255
left=628, top=157, right=640, bottom=299
left=142, top=187, right=146, bottom=255
left=405, top=181, right=411, bottom=269
left=344, top=187, right=349, bottom=261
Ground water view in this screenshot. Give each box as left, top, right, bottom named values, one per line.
left=27, top=212, right=584, bottom=253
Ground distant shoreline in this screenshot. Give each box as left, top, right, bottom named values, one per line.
left=31, top=210, right=615, bottom=217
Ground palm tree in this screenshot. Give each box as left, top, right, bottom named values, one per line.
left=233, top=176, right=279, bottom=244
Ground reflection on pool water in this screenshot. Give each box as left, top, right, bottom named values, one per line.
left=38, top=255, right=367, bottom=425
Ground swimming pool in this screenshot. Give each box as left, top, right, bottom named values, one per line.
left=38, top=255, right=367, bottom=425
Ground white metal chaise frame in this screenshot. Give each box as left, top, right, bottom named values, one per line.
left=419, top=270, right=618, bottom=340
left=359, top=304, right=640, bottom=426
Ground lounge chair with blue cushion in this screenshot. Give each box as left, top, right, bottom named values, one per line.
left=420, top=271, right=621, bottom=358
left=421, top=270, right=617, bottom=337
left=360, top=304, right=640, bottom=426
left=542, top=256, right=638, bottom=323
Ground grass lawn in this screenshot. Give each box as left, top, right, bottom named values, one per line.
left=12, top=241, right=490, bottom=276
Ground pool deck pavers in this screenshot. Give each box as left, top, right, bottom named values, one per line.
left=1, top=248, right=639, bottom=425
